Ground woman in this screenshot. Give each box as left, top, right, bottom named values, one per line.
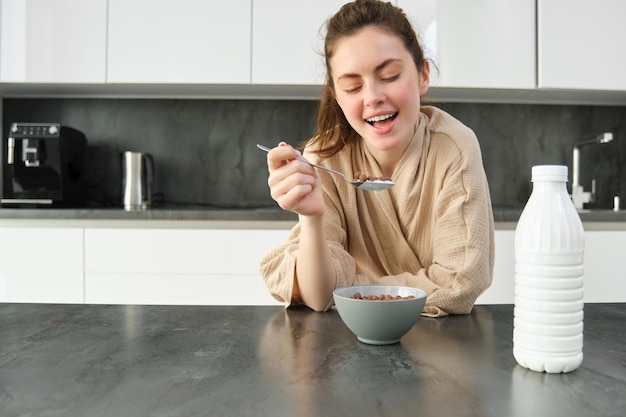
left=259, top=0, right=494, bottom=317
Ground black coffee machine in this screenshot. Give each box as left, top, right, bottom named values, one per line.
left=1, top=122, right=88, bottom=207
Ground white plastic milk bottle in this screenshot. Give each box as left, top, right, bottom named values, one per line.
left=513, top=165, right=585, bottom=373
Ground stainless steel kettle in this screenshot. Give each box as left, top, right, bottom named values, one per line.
left=121, top=151, right=154, bottom=211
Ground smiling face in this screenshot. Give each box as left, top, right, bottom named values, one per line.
left=330, top=26, right=429, bottom=164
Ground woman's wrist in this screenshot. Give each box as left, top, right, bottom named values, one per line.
left=298, top=212, right=324, bottom=228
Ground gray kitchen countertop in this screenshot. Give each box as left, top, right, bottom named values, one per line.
left=0, top=206, right=299, bottom=222
left=0, top=303, right=624, bottom=417
left=0, top=205, right=625, bottom=223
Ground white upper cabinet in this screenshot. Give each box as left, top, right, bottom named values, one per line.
left=0, top=0, right=107, bottom=83
left=398, top=0, right=536, bottom=89
left=107, top=0, right=251, bottom=84
left=1, top=0, right=625, bottom=102
left=538, top=0, right=626, bottom=91
left=252, top=0, right=346, bottom=85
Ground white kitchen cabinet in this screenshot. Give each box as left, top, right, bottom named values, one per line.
left=84, top=227, right=626, bottom=306
left=252, top=0, right=346, bottom=85
left=84, top=228, right=287, bottom=305
left=538, top=0, right=626, bottom=91
left=0, top=222, right=622, bottom=306
left=107, top=0, right=251, bottom=84
left=398, top=0, right=536, bottom=89
left=578, top=230, right=626, bottom=301
left=0, top=0, right=107, bottom=83
left=476, top=229, right=515, bottom=305
left=0, top=227, right=84, bottom=303
left=476, top=228, right=626, bottom=305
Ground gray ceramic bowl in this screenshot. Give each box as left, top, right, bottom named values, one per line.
left=333, top=285, right=427, bottom=345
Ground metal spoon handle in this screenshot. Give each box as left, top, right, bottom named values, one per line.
left=256, top=144, right=274, bottom=153
left=256, top=144, right=349, bottom=180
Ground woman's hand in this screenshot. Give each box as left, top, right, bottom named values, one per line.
left=265, top=143, right=325, bottom=217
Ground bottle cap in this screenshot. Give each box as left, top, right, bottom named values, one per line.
left=531, top=165, right=568, bottom=182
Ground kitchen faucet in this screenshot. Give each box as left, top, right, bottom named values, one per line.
left=571, top=132, right=614, bottom=209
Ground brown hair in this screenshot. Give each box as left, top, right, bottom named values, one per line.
left=305, top=0, right=428, bottom=158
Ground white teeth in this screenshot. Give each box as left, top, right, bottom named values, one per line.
left=366, top=113, right=395, bottom=123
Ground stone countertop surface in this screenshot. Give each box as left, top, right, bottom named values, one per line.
left=0, top=303, right=624, bottom=417
left=0, top=205, right=299, bottom=222
left=0, top=205, right=625, bottom=223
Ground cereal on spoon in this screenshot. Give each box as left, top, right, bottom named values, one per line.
left=353, top=171, right=393, bottom=184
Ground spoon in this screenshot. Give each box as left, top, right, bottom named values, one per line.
left=256, top=144, right=395, bottom=192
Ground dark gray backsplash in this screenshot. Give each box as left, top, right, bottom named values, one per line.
left=435, top=101, right=626, bottom=209
left=3, top=98, right=625, bottom=209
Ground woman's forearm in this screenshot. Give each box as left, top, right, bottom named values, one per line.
left=295, top=214, right=337, bottom=311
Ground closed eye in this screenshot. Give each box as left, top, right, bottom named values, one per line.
left=344, top=85, right=362, bottom=94
left=382, top=74, right=400, bottom=82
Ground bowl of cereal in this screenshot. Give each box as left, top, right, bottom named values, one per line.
left=333, top=285, right=427, bottom=345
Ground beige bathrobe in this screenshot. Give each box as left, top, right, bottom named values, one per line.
left=259, top=106, right=495, bottom=317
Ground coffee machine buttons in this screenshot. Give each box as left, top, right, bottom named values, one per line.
left=9, top=123, right=61, bottom=138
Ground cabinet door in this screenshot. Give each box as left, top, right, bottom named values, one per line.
left=252, top=0, right=346, bottom=85
left=84, top=228, right=288, bottom=305
left=581, top=230, right=626, bottom=302
left=0, top=227, right=84, bottom=303
left=398, top=0, right=536, bottom=89
left=85, top=273, right=281, bottom=306
left=476, top=228, right=626, bottom=305
left=107, top=0, right=251, bottom=84
left=538, top=0, right=626, bottom=91
left=0, top=0, right=107, bottom=83
left=476, top=229, right=515, bottom=305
